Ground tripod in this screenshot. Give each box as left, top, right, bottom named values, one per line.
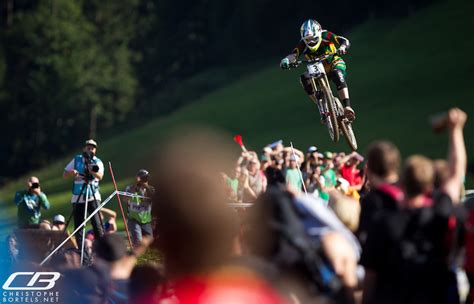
left=65, top=174, right=105, bottom=265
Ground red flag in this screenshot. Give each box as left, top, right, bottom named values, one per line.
left=233, top=134, right=243, bottom=147
left=233, top=134, right=247, bottom=152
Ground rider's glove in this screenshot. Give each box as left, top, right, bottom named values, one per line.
left=280, top=58, right=290, bottom=69
left=337, top=46, right=347, bottom=55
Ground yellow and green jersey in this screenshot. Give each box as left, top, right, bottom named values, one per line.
left=292, top=30, right=350, bottom=72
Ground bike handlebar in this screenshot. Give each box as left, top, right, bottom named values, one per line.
left=288, top=52, right=337, bottom=68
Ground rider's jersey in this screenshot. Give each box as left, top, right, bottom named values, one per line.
left=291, top=30, right=350, bottom=66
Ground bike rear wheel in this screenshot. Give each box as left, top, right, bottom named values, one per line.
left=317, top=78, right=339, bottom=142
left=335, top=98, right=358, bottom=151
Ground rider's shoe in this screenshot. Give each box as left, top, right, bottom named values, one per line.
left=344, top=106, right=356, bottom=121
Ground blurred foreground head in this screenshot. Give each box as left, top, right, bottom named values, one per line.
left=329, top=193, right=360, bottom=232
left=366, top=141, right=401, bottom=185
left=402, top=155, right=434, bottom=199
left=151, top=127, right=238, bottom=278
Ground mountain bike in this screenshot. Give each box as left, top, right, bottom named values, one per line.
left=289, top=53, right=358, bottom=150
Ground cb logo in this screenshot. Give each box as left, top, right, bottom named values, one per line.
left=2, top=272, right=60, bottom=290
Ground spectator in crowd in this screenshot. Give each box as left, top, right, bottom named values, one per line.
left=265, top=156, right=285, bottom=188
left=357, top=141, right=402, bottom=247
left=340, top=152, right=365, bottom=190
left=152, top=130, right=285, bottom=304
left=318, top=152, right=337, bottom=202
left=125, top=169, right=155, bottom=246
left=83, top=207, right=118, bottom=253
left=285, top=154, right=303, bottom=193
left=237, top=167, right=257, bottom=202
left=321, top=152, right=337, bottom=186
left=6, top=234, right=18, bottom=263
left=39, top=219, right=52, bottom=230
left=333, top=152, right=346, bottom=171
left=329, top=192, right=360, bottom=233
left=246, top=156, right=267, bottom=199
left=268, top=139, right=284, bottom=158
left=247, top=187, right=360, bottom=303
left=51, top=214, right=66, bottom=231
left=262, top=146, right=273, bottom=160
left=100, top=207, right=117, bottom=234
left=361, top=108, right=467, bottom=304
left=260, top=154, right=272, bottom=171
left=305, top=165, right=326, bottom=200
left=62, top=233, right=152, bottom=304
left=222, top=165, right=241, bottom=201
left=303, top=145, right=321, bottom=178
left=336, top=177, right=362, bottom=201
left=63, top=139, right=104, bottom=249
left=129, top=264, right=165, bottom=304
left=14, top=176, right=50, bottom=228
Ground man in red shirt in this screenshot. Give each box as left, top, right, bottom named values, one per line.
left=340, top=152, right=364, bottom=188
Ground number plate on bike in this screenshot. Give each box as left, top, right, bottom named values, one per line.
left=307, top=62, right=325, bottom=77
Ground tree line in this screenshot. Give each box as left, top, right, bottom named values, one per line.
left=0, top=0, right=438, bottom=180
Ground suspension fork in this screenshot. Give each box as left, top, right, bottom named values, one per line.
left=310, top=77, right=326, bottom=117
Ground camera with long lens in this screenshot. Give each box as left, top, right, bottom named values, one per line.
left=82, top=151, right=99, bottom=179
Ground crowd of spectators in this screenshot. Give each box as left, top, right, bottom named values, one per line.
left=1, top=107, right=472, bottom=304
left=223, top=139, right=367, bottom=207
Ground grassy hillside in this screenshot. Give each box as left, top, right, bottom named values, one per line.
left=1, top=0, right=473, bottom=238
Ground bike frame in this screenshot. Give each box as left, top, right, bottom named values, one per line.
left=288, top=52, right=357, bottom=149
left=307, top=61, right=331, bottom=118
left=291, top=54, right=339, bottom=119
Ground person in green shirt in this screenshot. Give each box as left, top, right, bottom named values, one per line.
left=222, top=165, right=241, bottom=201
left=14, top=176, right=50, bottom=228
left=286, top=155, right=303, bottom=192
left=318, top=152, right=337, bottom=201
left=125, top=169, right=156, bottom=245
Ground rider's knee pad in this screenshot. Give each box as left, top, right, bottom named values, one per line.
left=299, top=74, right=315, bottom=95
left=330, top=69, right=347, bottom=90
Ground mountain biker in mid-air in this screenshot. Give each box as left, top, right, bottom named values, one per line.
left=280, top=19, right=355, bottom=121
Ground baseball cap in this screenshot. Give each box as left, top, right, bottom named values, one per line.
left=137, top=169, right=149, bottom=178
left=289, top=154, right=300, bottom=162
left=94, top=234, right=127, bottom=262
left=308, top=146, right=318, bottom=153
left=53, top=214, right=65, bottom=223
left=84, top=139, right=97, bottom=147
left=323, top=151, right=333, bottom=159
left=268, top=140, right=283, bottom=149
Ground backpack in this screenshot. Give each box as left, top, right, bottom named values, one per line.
left=249, top=187, right=353, bottom=303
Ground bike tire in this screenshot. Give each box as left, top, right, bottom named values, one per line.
left=335, top=98, right=358, bottom=151
left=318, top=78, right=339, bottom=142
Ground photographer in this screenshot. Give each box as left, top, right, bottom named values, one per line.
left=63, top=139, right=104, bottom=248
left=14, top=176, right=50, bottom=228
left=125, top=169, right=155, bottom=245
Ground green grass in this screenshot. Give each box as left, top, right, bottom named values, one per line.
left=1, top=0, right=474, bottom=239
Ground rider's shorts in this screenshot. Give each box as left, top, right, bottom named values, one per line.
left=324, top=55, right=347, bottom=78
